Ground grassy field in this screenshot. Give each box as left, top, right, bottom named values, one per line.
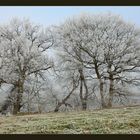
left=0, top=106, right=140, bottom=134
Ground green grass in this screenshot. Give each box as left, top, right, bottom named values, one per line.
left=1, top=106, right=140, bottom=134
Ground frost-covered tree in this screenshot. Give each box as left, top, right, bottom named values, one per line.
left=0, top=18, right=53, bottom=114
left=52, top=37, right=96, bottom=110
left=51, top=56, right=80, bottom=112
left=53, top=13, right=140, bottom=108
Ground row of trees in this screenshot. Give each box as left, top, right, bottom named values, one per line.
left=0, top=13, right=140, bottom=115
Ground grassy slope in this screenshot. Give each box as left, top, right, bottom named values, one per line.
left=0, top=106, right=140, bottom=134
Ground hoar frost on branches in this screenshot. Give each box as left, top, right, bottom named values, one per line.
left=53, top=13, right=140, bottom=108
left=0, top=18, right=53, bottom=114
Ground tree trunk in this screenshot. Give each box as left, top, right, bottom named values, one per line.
left=38, top=104, right=42, bottom=114
left=94, top=63, right=106, bottom=108
left=54, top=103, right=61, bottom=112
left=107, top=75, right=114, bottom=108
left=79, top=68, right=88, bottom=110
left=54, top=82, right=77, bottom=112
left=99, top=79, right=106, bottom=108
left=79, top=75, right=84, bottom=108
left=79, top=79, right=87, bottom=110
left=13, top=93, right=22, bottom=115
left=12, top=80, right=24, bottom=115
left=81, top=99, right=87, bottom=110
left=27, top=94, right=31, bottom=113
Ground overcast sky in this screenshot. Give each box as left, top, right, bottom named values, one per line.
left=0, top=6, right=140, bottom=27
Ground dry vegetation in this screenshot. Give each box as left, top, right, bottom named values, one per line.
left=1, top=106, right=140, bottom=134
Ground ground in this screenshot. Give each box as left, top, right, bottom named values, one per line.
left=0, top=106, right=140, bottom=134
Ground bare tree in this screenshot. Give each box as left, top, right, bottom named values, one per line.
left=52, top=59, right=80, bottom=112
left=0, top=18, right=54, bottom=114
left=53, top=15, right=106, bottom=108
left=53, top=13, right=140, bottom=108
left=54, top=76, right=79, bottom=112
left=96, top=14, right=140, bottom=107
